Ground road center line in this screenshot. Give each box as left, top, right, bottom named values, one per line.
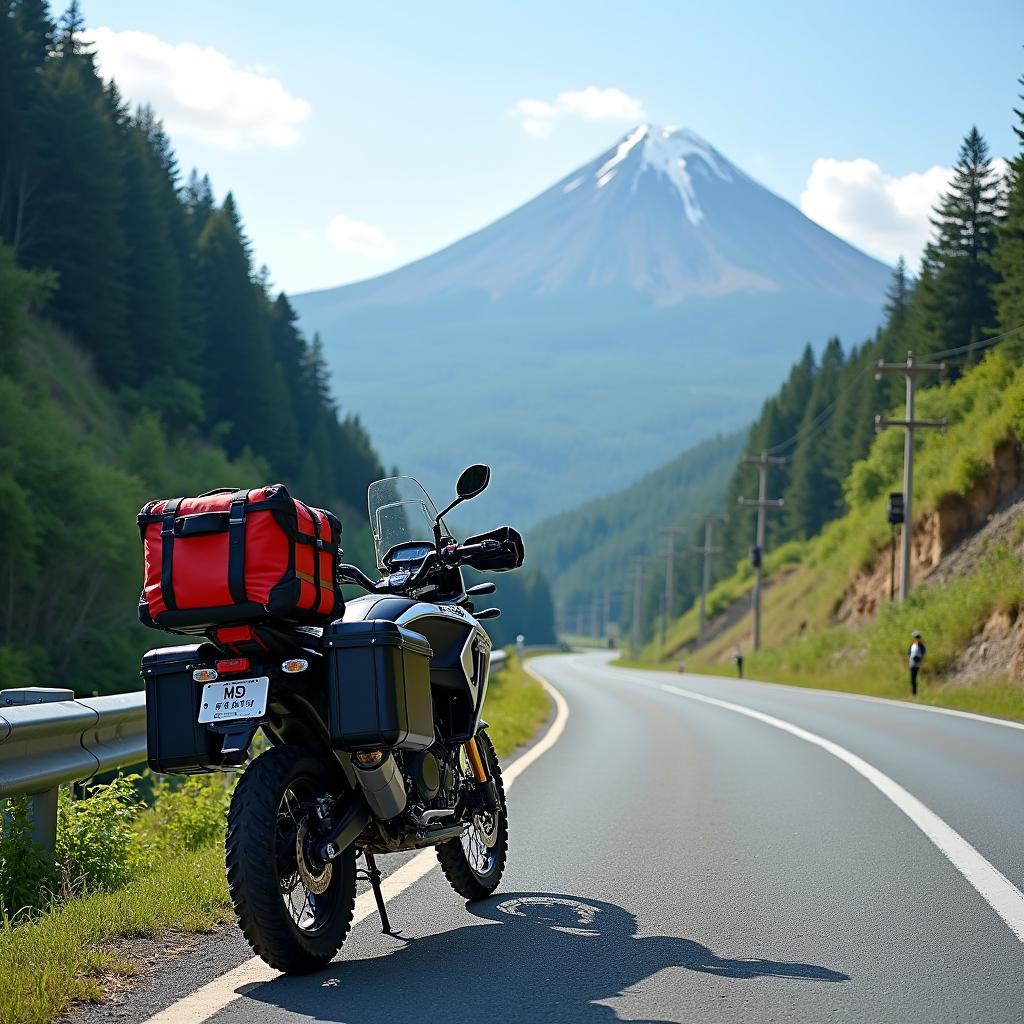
left=627, top=673, right=1024, bottom=944
left=142, top=678, right=569, bottom=1024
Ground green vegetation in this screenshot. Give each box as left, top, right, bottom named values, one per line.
left=639, top=350, right=1024, bottom=717
left=610, top=78, right=1024, bottom=717
left=529, top=431, right=747, bottom=635
left=611, top=94, right=1024, bottom=655
left=481, top=656, right=551, bottom=754
left=0, top=844, right=228, bottom=1024
left=677, top=546, right=1024, bottom=720
left=0, top=1, right=390, bottom=694
left=465, top=568, right=557, bottom=648
left=0, top=665, right=549, bottom=1024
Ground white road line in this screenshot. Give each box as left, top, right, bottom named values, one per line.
left=629, top=674, right=1024, bottom=944
left=603, top=656, right=1024, bottom=733
left=142, top=678, right=569, bottom=1024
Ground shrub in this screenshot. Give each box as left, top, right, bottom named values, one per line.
left=54, top=775, right=142, bottom=898
left=0, top=797, right=56, bottom=921
left=140, top=775, right=235, bottom=854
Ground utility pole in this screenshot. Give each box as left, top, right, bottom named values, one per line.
left=628, top=556, right=649, bottom=659
left=658, top=527, right=689, bottom=647
left=875, top=351, right=947, bottom=601
left=737, top=452, right=788, bottom=651
left=690, top=514, right=725, bottom=648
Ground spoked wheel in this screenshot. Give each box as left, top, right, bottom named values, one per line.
left=437, top=731, right=508, bottom=900
left=226, top=744, right=356, bottom=973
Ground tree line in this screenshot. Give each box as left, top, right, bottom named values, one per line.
left=0, top=0, right=393, bottom=693
left=631, top=82, right=1024, bottom=646
left=0, top=0, right=383, bottom=511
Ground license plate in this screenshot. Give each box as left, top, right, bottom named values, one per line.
left=198, top=677, right=269, bottom=724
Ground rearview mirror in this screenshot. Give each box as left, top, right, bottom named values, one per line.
left=434, top=464, right=493, bottom=539
left=456, top=464, right=490, bottom=500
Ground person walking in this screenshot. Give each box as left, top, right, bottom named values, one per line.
left=908, top=631, right=926, bottom=695
left=734, top=647, right=744, bottom=679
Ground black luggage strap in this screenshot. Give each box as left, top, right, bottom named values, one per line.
left=159, top=497, right=183, bottom=610
left=309, top=506, right=322, bottom=611
left=227, top=489, right=249, bottom=605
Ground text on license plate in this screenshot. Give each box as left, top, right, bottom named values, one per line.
left=198, top=676, right=269, bottom=724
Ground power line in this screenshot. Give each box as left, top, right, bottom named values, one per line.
left=761, top=321, right=1024, bottom=457
left=920, top=321, right=1024, bottom=363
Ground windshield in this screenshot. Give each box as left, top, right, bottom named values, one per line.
left=367, top=476, right=448, bottom=567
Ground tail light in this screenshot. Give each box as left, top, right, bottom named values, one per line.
left=215, top=658, right=251, bottom=675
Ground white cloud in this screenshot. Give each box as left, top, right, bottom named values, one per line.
left=84, top=27, right=311, bottom=150
left=510, top=86, right=645, bottom=138
left=326, top=215, right=397, bottom=258
left=799, top=157, right=955, bottom=266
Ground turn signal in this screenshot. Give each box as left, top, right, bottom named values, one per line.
left=192, top=668, right=218, bottom=683
left=281, top=658, right=309, bottom=674
left=354, top=750, right=385, bottom=767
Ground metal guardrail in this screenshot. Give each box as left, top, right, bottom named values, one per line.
left=0, top=649, right=509, bottom=854
left=0, top=688, right=146, bottom=853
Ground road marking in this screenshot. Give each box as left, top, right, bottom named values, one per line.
left=634, top=675, right=1024, bottom=944
left=142, top=678, right=569, bottom=1024
left=568, top=649, right=1024, bottom=733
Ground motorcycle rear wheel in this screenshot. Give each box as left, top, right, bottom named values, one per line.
left=226, top=744, right=356, bottom=973
left=437, top=731, right=509, bottom=900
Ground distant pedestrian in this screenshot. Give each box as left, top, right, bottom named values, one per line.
left=734, top=648, right=744, bottom=679
left=908, top=631, right=926, bottom=694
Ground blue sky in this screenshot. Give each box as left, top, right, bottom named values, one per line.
left=81, top=0, right=1023, bottom=295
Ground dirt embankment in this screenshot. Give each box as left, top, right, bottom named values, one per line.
left=835, top=439, right=1024, bottom=623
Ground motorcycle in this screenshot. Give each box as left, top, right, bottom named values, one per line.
left=141, top=465, right=524, bottom=973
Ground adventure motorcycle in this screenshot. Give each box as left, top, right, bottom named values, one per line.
left=139, top=465, right=524, bottom=972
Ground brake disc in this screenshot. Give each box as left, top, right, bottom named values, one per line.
left=295, top=820, right=333, bottom=894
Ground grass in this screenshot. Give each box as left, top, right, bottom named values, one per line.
left=628, top=545, right=1024, bottom=720
left=482, top=655, right=552, bottom=757
left=0, top=846, right=228, bottom=1024
left=633, top=352, right=1024, bottom=721
left=0, top=665, right=551, bottom=1024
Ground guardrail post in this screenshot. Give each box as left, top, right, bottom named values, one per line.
left=0, top=687, right=75, bottom=857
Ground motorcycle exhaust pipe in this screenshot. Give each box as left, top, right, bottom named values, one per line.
left=352, top=750, right=407, bottom=821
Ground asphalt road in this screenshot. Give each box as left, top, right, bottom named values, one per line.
left=77, top=652, right=1024, bottom=1024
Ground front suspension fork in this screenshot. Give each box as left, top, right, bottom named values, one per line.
left=464, top=735, right=500, bottom=812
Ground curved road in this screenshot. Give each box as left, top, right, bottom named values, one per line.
left=78, top=653, right=1024, bottom=1024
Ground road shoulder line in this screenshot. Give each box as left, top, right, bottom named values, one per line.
left=627, top=673, right=1024, bottom=944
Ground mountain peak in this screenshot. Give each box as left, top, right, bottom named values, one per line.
left=562, top=123, right=735, bottom=226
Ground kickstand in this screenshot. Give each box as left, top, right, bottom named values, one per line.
left=360, top=851, right=393, bottom=935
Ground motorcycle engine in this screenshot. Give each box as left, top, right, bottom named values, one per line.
left=407, top=746, right=461, bottom=809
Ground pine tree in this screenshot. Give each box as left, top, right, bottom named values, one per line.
left=30, top=9, right=129, bottom=380
left=883, top=256, right=911, bottom=345
left=992, top=75, right=1024, bottom=357
left=915, top=127, right=1002, bottom=359
left=784, top=337, right=846, bottom=538
left=0, top=0, right=53, bottom=259
left=195, top=195, right=293, bottom=466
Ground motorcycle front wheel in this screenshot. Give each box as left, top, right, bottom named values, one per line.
left=226, top=744, right=356, bottom=973
left=437, top=731, right=509, bottom=900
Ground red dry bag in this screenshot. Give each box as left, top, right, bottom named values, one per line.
left=138, top=485, right=343, bottom=631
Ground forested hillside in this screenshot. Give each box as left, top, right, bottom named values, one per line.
left=625, top=103, right=1024, bottom=646
left=529, top=431, right=745, bottom=633
left=0, top=2, right=386, bottom=693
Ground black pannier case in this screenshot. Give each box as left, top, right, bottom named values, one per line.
left=142, top=643, right=237, bottom=774
left=325, top=620, right=434, bottom=751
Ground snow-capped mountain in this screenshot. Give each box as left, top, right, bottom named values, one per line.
left=294, top=125, right=890, bottom=526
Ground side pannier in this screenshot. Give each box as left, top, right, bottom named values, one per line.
left=138, top=485, right=343, bottom=631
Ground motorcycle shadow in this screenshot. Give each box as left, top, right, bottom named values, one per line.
left=241, top=892, right=849, bottom=1024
